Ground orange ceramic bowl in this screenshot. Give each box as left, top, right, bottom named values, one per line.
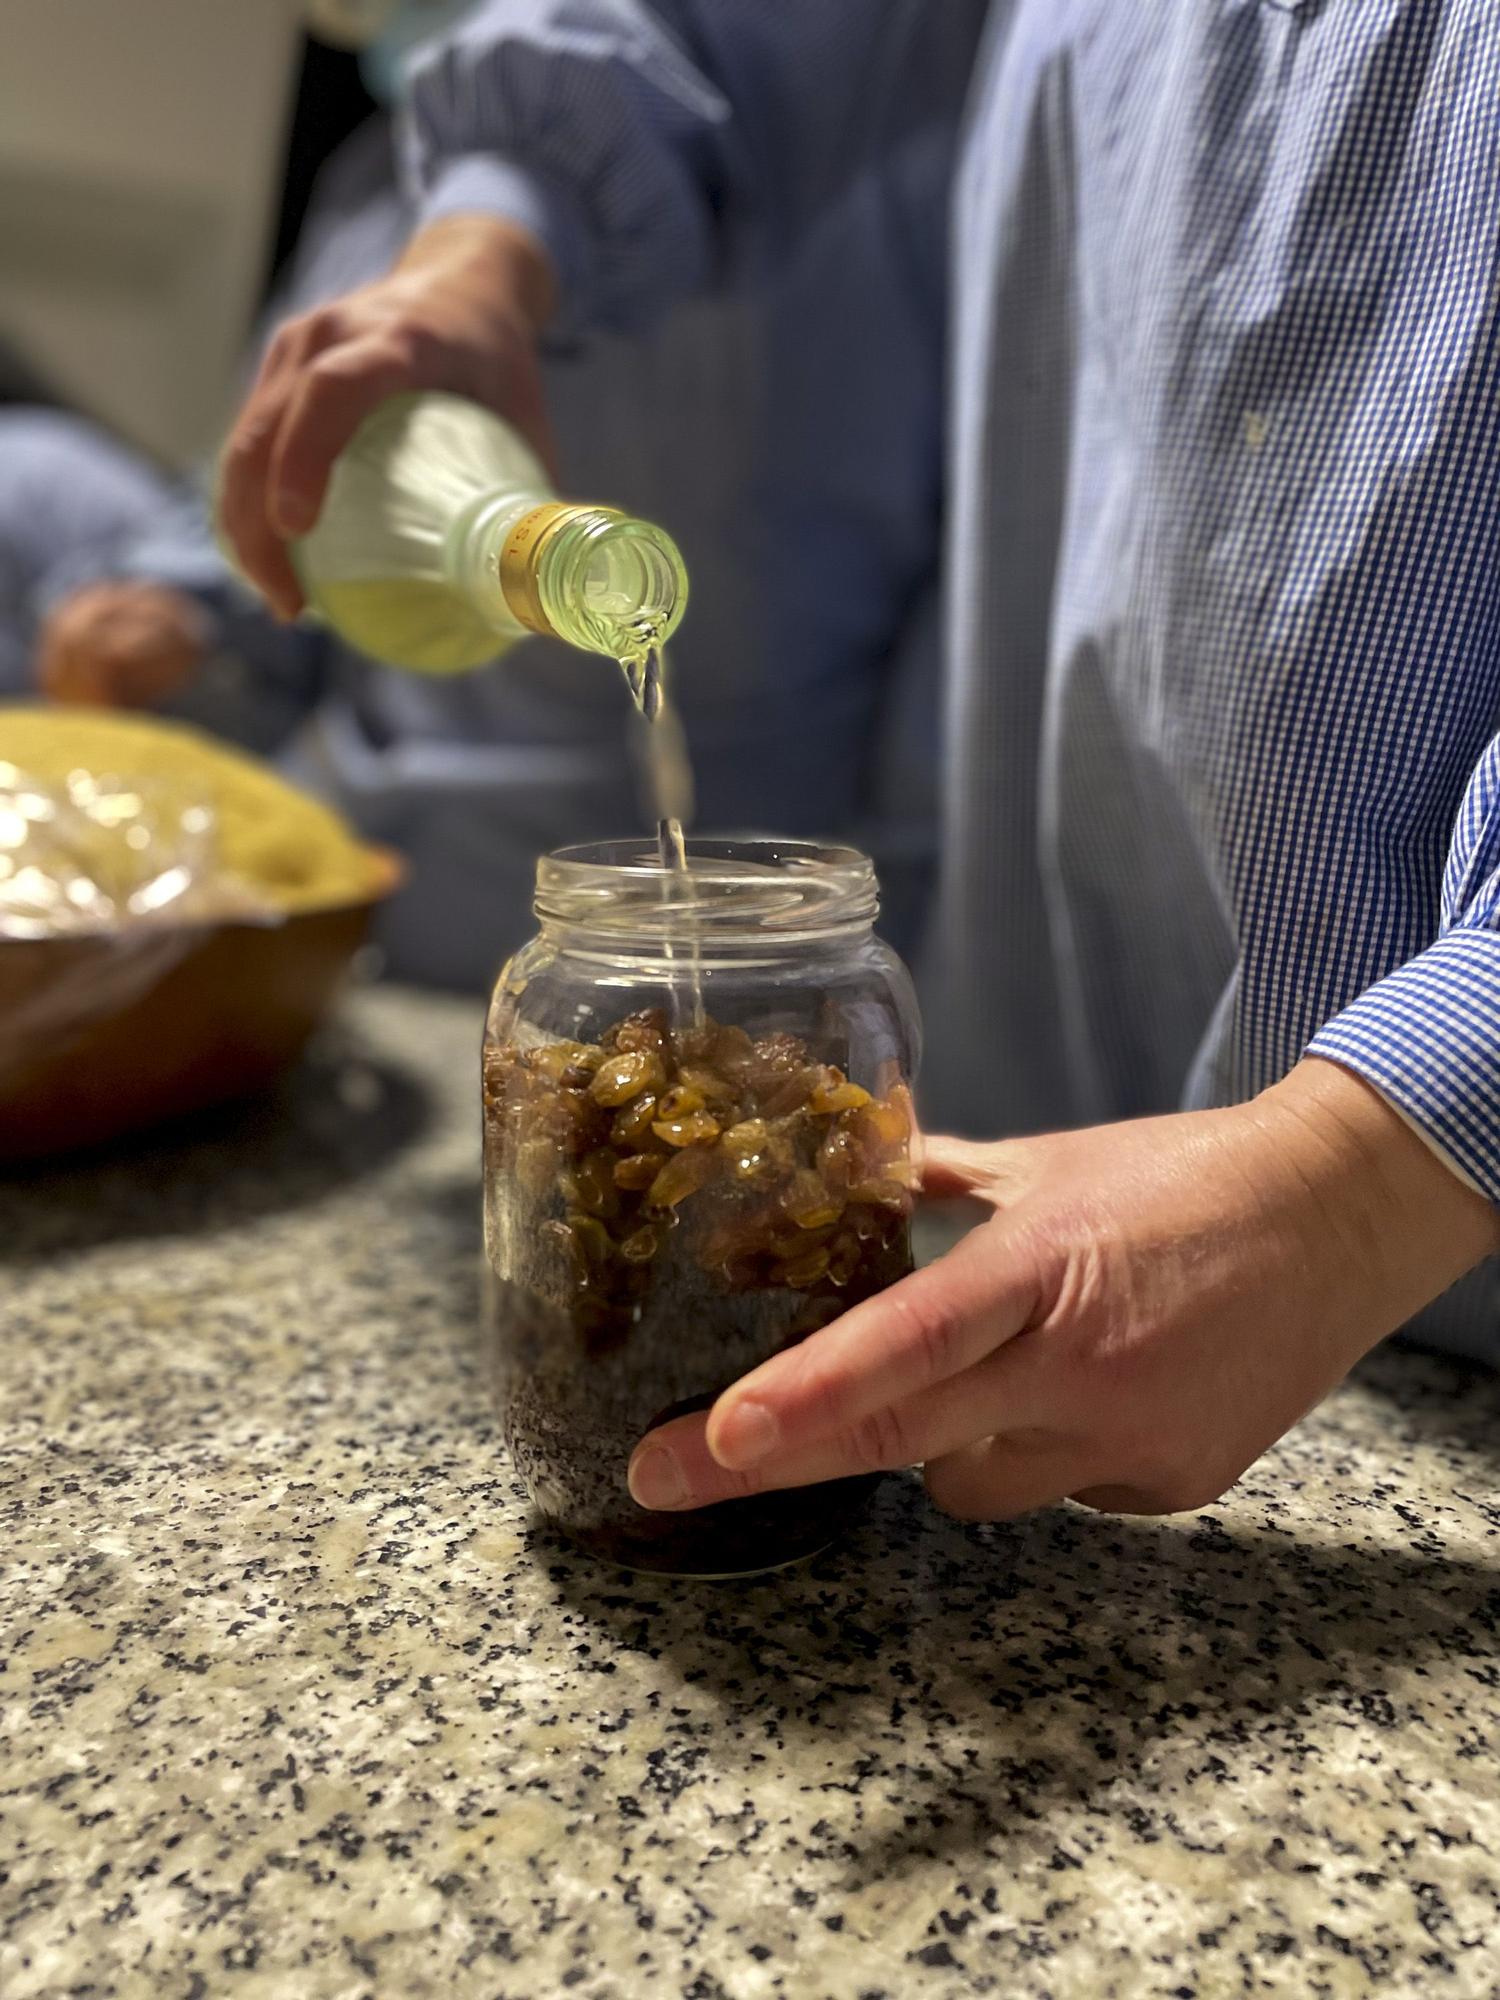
left=0, top=849, right=402, bottom=1164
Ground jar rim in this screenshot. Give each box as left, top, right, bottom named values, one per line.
left=534, top=836, right=879, bottom=947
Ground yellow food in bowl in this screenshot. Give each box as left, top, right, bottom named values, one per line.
left=1, top=707, right=384, bottom=916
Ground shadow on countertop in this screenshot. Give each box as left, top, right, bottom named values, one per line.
left=536, top=1346, right=1500, bottom=1895
left=0, top=1020, right=433, bottom=1266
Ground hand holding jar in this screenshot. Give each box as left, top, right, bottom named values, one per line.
left=632, top=1062, right=1500, bottom=1523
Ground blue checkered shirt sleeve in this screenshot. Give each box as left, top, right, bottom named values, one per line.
left=1311, top=732, right=1500, bottom=1199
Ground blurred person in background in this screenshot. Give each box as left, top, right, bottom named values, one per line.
left=0, top=0, right=972, bottom=981
left=223, top=1, right=1500, bottom=1525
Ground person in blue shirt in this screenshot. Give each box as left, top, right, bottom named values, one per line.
left=2, top=14, right=955, bottom=982
left=221, top=0, right=1500, bottom=1523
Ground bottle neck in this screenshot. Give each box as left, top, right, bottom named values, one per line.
left=444, top=490, right=548, bottom=634
left=449, top=496, right=688, bottom=658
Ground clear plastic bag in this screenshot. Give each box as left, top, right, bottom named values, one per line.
left=0, top=759, right=279, bottom=1085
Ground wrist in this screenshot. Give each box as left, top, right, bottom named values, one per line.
left=1257, top=1057, right=1500, bottom=1317
left=396, top=213, right=557, bottom=338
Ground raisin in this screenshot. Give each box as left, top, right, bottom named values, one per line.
left=648, top=1147, right=719, bottom=1208
left=603, top=1008, right=670, bottom=1058
left=545, top=1087, right=609, bottom=1157
left=610, top=1091, right=662, bottom=1148
left=778, top=1244, right=831, bottom=1290
left=673, top=1024, right=719, bottom=1066
left=613, top=1152, right=663, bottom=1192
left=808, top=1069, right=872, bottom=1116
left=676, top=1064, right=741, bottom=1109
left=769, top=1220, right=834, bottom=1259
left=848, top=1178, right=914, bottom=1216
left=817, top=1125, right=858, bottom=1190
left=652, top=1110, right=722, bottom=1148
left=562, top=1148, right=621, bottom=1219
left=781, top=1170, right=842, bottom=1231
left=590, top=1048, right=667, bottom=1105
left=566, top=1212, right=614, bottom=1277
left=705, top=1024, right=756, bottom=1079
left=657, top=1082, right=705, bottom=1119
left=827, top=1232, right=863, bottom=1288
left=757, top=1069, right=818, bottom=1119
left=532, top=1040, right=603, bottom=1083
left=720, top=1117, right=776, bottom=1181
left=618, top=1224, right=662, bottom=1265
left=866, top=1095, right=912, bottom=1146
left=482, top=1044, right=522, bottom=1103
left=750, top=1031, right=807, bottom=1076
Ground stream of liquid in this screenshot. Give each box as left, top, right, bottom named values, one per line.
left=620, top=644, right=701, bottom=1022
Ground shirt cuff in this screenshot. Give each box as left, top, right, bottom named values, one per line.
left=417, top=153, right=594, bottom=339
left=1306, top=926, right=1500, bottom=1203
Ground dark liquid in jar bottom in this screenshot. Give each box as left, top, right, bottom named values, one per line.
left=492, top=1246, right=907, bottom=1576
left=506, top=1360, right=880, bottom=1576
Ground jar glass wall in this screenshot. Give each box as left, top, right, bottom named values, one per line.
left=483, top=838, right=922, bottom=1576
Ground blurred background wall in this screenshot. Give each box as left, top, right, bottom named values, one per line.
left=0, top=0, right=367, bottom=468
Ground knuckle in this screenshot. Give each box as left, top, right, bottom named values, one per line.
left=843, top=1402, right=912, bottom=1475
left=306, top=348, right=363, bottom=392
left=267, top=311, right=323, bottom=364
left=793, top=1363, right=858, bottom=1445
left=222, top=421, right=271, bottom=468
left=390, top=320, right=442, bottom=373
left=299, top=305, right=340, bottom=345
left=305, top=332, right=417, bottom=398
left=885, top=1285, right=962, bottom=1386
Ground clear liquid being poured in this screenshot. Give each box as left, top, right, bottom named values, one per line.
left=619, top=644, right=701, bottom=1021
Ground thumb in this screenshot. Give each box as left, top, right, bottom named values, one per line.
left=921, top=1132, right=1041, bottom=1211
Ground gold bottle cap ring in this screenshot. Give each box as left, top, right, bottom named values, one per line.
left=499, top=502, right=619, bottom=638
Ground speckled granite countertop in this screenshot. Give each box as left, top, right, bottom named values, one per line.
left=4, top=986, right=1500, bottom=2000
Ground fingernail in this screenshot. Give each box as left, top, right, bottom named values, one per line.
left=628, top=1444, right=689, bottom=1511
left=712, top=1398, right=779, bottom=1470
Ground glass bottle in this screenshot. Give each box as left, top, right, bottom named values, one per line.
left=227, top=391, right=689, bottom=673
left=482, top=837, right=923, bottom=1577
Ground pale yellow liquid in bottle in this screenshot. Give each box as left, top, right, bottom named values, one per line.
left=305, top=577, right=503, bottom=674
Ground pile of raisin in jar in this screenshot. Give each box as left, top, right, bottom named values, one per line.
left=483, top=838, right=921, bottom=1576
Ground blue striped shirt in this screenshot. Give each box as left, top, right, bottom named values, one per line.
left=404, top=0, right=1500, bottom=1352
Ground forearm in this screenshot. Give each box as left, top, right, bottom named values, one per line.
left=1259, top=1058, right=1500, bottom=1354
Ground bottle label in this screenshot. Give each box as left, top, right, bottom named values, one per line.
left=499, top=503, right=583, bottom=637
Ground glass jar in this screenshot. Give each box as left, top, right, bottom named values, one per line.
left=483, top=838, right=922, bottom=1577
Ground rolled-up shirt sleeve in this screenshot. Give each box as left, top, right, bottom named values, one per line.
left=399, top=0, right=951, bottom=333
left=1308, top=734, right=1500, bottom=1201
